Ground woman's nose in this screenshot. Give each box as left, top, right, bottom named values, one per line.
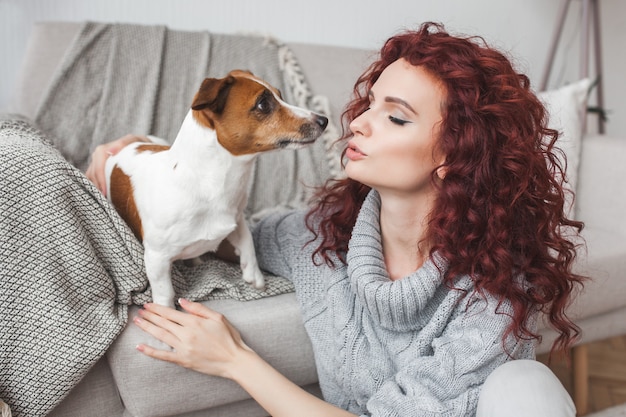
left=349, top=111, right=370, bottom=136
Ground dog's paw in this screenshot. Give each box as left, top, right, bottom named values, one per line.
left=252, top=276, right=266, bottom=291
left=242, top=266, right=265, bottom=291
left=151, top=296, right=176, bottom=309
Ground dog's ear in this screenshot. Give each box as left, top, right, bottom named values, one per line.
left=191, top=76, right=235, bottom=114
left=228, top=69, right=253, bottom=77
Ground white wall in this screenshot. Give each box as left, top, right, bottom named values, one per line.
left=1, top=0, right=624, bottom=136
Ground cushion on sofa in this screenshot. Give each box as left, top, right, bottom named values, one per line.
left=569, top=225, right=626, bottom=320
left=536, top=134, right=626, bottom=353
left=47, top=357, right=124, bottom=417
left=538, top=78, right=592, bottom=214
left=568, top=134, right=626, bottom=320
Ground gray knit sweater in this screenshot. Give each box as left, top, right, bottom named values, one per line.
left=252, top=190, right=535, bottom=417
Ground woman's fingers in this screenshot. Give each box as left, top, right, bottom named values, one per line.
left=135, top=342, right=178, bottom=362
left=85, top=134, right=150, bottom=196
left=134, top=301, right=225, bottom=351
left=178, top=298, right=221, bottom=320
left=133, top=310, right=181, bottom=349
left=84, top=144, right=110, bottom=195
left=133, top=300, right=249, bottom=377
left=178, top=299, right=245, bottom=346
left=143, top=301, right=191, bottom=323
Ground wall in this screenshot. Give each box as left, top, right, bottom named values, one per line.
left=0, top=0, right=624, bottom=136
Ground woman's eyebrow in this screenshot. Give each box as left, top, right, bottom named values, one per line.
left=384, top=97, right=416, bottom=114
left=368, top=90, right=416, bottom=115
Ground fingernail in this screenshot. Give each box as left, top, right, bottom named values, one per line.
left=136, top=344, right=144, bottom=352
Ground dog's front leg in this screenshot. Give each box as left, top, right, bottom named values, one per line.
left=226, top=218, right=265, bottom=290
left=143, top=248, right=176, bottom=308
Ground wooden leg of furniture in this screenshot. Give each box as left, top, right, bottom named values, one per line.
left=573, top=343, right=590, bottom=416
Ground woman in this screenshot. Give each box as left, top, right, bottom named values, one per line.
left=89, top=22, right=581, bottom=416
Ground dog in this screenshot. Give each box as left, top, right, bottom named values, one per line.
left=105, top=70, right=328, bottom=307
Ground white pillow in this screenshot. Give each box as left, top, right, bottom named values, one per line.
left=538, top=78, right=592, bottom=213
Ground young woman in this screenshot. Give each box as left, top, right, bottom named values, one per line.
left=88, top=22, right=582, bottom=417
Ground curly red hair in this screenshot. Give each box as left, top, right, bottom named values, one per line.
left=306, top=22, right=585, bottom=355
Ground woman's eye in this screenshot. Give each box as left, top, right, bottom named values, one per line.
left=389, top=115, right=409, bottom=126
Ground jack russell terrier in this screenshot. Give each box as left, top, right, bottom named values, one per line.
left=105, top=70, right=328, bottom=307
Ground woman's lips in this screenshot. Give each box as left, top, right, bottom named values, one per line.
left=346, top=141, right=366, bottom=161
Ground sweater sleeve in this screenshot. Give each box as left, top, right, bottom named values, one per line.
left=364, top=294, right=534, bottom=417
left=251, top=209, right=311, bottom=281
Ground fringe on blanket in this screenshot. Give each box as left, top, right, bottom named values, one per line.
left=276, top=41, right=344, bottom=182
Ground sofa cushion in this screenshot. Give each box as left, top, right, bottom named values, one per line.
left=173, top=383, right=321, bottom=417
left=538, top=78, right=592, bottom=214
left=537, top=223, right=626, bottom=353
left=107, top=293, right=317, bottom=417
left=47, top=357, right=124, bottom=417
left=568, top=225, right=626, bottom=321
left=576, top=135, right=626, bottom=236
left=289, top=42, right=373, bottom=128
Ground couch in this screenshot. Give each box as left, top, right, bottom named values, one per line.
left=5, top=21, right=626, bottom=417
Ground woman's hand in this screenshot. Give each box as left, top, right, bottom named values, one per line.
left=134, top=298, right=251, bottom=379
left=135, top=299, right=356, bottom=417
left=85, top=134, right=149, bottom=196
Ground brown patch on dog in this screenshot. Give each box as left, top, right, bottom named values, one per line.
left=110, top=166, right=144, bottom=241
left=108, top=144, right=169, bottom=241
left=136, top=144, right=170, bottom=154
left=190, top=71, right=327, bottom=156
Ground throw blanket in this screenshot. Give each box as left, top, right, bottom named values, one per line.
left=0, top=22, right=341, bottom=417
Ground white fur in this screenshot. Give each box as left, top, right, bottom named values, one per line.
left=106, top=112, right=262, bottom=307
left=105, top=72, right=326, bottom=308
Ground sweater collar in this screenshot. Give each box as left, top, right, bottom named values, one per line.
left=346, top=190, right=447, bottom=331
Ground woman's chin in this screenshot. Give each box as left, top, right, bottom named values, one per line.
left=344, top=165, right=372, bottom=188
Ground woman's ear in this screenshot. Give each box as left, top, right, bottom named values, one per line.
left=436, top=165, right=447, bottom=181
left=435, top=150, right=447, bottom=180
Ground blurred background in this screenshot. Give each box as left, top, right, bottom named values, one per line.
left=1, top=0, right=624, bottom=136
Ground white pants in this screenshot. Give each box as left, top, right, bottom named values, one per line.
left=477, top=359, right=576, bottom=417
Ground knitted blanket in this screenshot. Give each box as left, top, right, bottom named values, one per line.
left=0, top=22, right=341, bottom=417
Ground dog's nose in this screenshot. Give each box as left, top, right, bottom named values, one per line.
left=315, top=115, right=329, bottom=130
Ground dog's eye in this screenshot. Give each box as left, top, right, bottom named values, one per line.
left=255, top=92, right=275, bottom=115
left=257, top=98, right=270, bottom=113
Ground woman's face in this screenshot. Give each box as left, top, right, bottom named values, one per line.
left=346, top=58, right=446, bottom=197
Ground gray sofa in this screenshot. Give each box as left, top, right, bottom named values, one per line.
left=7, top=22, right=626, bottom=417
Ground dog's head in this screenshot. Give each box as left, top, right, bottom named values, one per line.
left=190, top=70, right=328, bottom=156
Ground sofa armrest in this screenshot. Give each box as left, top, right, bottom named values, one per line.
left=575, top=134, right=626, bottom=236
